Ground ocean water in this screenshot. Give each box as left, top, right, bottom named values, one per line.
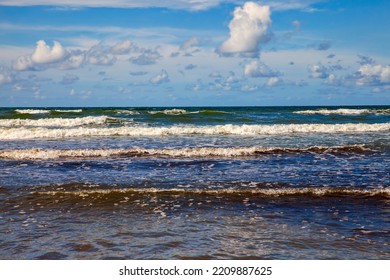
left=0, top=106, right=389, bottom=259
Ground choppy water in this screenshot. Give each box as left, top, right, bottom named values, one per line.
left=0, top=106, right=389, bottom=259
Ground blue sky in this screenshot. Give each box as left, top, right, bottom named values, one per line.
left=0, top=0, right=389, bottom=107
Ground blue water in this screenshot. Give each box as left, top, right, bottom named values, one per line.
left=0, top=106, right=389, bottom=259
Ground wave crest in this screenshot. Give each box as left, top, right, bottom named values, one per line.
left=294, top=108, right=390, bottom=115
left=0, top=123, right=389, bottom=140
left=0, top=144, right=374, bottom=160
left=0, top=116, right=112, bottom=128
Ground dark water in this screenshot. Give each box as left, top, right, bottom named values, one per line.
left=0, top=106, right=389, bottom=259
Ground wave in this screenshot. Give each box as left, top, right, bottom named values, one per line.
left=115, top=110, right=140, bottom=115
left=14, top=109, right=83, bottom=114
left=33, top=186, right=390, bottom=198
left=15, top=109, right=51, bottom=114
left=294, top=108, right=390, bottom=115
left=0, top=123, right=389, bottom=140
left=0, top=116, right=112, bottom=128
left=148, top=109, right=197, bottom=115
left=0, top=144, right=374, bottom=160
left=52, top=109, right=83, bottom=113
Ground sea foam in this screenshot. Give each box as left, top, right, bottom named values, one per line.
left=294, top=108, right=390, bottom=115
left=0, top=123, right=389, bottom=140
left=0, top=144, right=374, bottom=160
left=0, top=116, right=111, bottom=128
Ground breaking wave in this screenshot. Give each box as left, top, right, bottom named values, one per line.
left=0, top=123, right=389, bottom=140
left=0, top=116, right=112, bottom=128
left=294, top=108, right=390, bottom=115
left=148, top=109, right=197, bottom=115
left=14, top=109, right=83, bottom=114
left=0, top=144, right=374, bottom=160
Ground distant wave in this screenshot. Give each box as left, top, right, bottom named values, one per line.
left=33, top=186, right=390, bottom=199
left=148, top=109, right=198, bottom=115
left=115, top=110, right=140, bottom=115
left=147, top=109, right=229, bottom=116
left=294, top=108, right=390, bottom=115
left=15, top=109, right=83, bottom=114
left=0, top=123, right=389, bottom=140
left=15, top=109, right=51, bottom=114
left=52, top=109, right=83, bottom=113
left=0, top=144, right=374, bottom=160
left=0, top=116, right=113, bottom=128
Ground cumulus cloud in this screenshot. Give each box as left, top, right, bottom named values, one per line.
left=308, top=63, right=329, bottom=79
left=87, top=44, right=117, bottom=65
left=12, top=40, right=75, bottom=71
left=150, top=69, right=170, bottom=85
left=58, top=50, right=85, bottom=70
left=110, top=40, right=134, bottom=55
left=218, top=2, right=272, bottom=56
left=266, top=76, right=282, bottom=87
left=31, top=40, right=67, bottom=64
left=209, top=71, right=242, bottom=91
left=13, top=55, right=35, bottom=71
left=244, top=60, right=280, bottom=78
left=129, top=49, right=161, bottom=65
left=356, top=64, right=390, bottom=86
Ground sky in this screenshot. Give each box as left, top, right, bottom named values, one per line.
left=0, top=0, right=389, bottom=107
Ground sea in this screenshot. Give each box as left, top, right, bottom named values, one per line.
left=0, top=106, right=389, bottom=259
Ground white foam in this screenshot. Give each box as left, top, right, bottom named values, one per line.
left=53, top=109, right=83, bottom=113
left=148, top=109, right=198, bottom=115
left=294, top=108, right=389, bottom=115
left=0, top=123, right=389, bottom=140
left=116, top=110, right=140, bottom=115
left=15, top=109, right=51, bottom=114
left=35, top=186, right=390, bottom=198
left=0, top=116, right=110, bottom=128
left=0, top=144, right=372, bottom=160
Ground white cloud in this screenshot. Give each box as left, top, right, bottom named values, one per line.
left=150, top=69, right=170, bottom=85
left=59, top=50, right=85, bottom=70
left=266, top=76, right=282, bottom=86
left=12, top=40, right=71, bottom=71
left=244, top=60, right=279, bottom=77
left=308, top=63, right=329, bottom=79
left=110, top=40, right=134, bottom=55
left=87, top=44, right=117, bottom=65
left=356, top=64, right=390, bottom=86
left=129, top=49, right=161, bottom=65
left=31, top=40, right=67, bottom=64
left=218, top=2, right=272, bottom=55
left=13, top=55, right=35, bottom=71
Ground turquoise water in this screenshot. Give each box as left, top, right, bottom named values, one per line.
left=0, top=106, right=389, bottom=259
